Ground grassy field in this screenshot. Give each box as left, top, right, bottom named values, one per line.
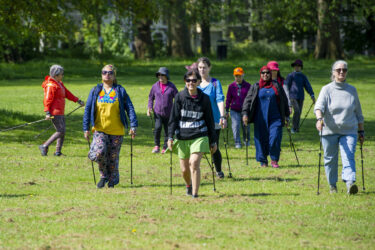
left=0, top=58, right=374, bottom=249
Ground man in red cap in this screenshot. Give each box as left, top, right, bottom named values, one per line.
left=225, top=67, right=251, bottom=148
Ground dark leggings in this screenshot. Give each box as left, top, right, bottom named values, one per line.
left=44, top=115, right=65, bottom=153
left=154, top=113, right=169, bottom=149
left=213, top=129, right=222, bottom=172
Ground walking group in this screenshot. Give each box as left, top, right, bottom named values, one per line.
left=35, top=58, right=364, bottom=197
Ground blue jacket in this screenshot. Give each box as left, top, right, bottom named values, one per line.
left=284, top=71, right=314, bottom=100
left=83, top=83, right=138, bottom=132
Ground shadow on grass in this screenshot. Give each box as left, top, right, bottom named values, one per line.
left=119, top=181, right=217, bottom=189
left=233, top=176, right=298, bottom=182
left=218, top=192, right=300, bottom=197
left=0, top=194, right=31, bottom=198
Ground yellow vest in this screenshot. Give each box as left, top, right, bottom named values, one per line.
left=93, top=89, right=125, bottom=135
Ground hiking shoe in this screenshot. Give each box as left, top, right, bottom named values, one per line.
left=161, top=148, right=167, bottom=154
left=54, top=152, right=64, bottom=156
left=38, top=145, right=48, bottom=156
left=97, top=178, right=107, bottom=189
left=192, top=194, right=199, bottom=198
left=271, top=161, right=280, bottom=168
left=108, top=181, right=115, bottom=188
left=152, top=146, right=160, bottom=153
left=186, top=185, right=192, bottom=196
left=260, top=162, right=268, bottom=167
left=291, top=128, right=297, bottom=134
left=347, top=183, right=358, bottom=195
left=235, top=144, right=242, bottom=149
left=217, top=171, right=224, bottom=179
left=330, top=185, right=338, bottom=194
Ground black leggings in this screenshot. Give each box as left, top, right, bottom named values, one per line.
left=154, top=113, right=169, bottom=149
left=212, top=129, right=222, bottom=172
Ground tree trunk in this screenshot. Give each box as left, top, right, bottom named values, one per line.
left=366, top=13, right=375, bottom=56
left=96, top=18, right=103, bottom=54
left=200, top=0, right=211, bottom=55
left=169, top=0, right=194, bottom=57
left=314, top=0, right=344, bottom=59
left=134, top=19, right=154, bottom=59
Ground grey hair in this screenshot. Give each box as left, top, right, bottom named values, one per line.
left=331, top=60, right=348, bottom=81
left=50, top=64, right=64, bottom=77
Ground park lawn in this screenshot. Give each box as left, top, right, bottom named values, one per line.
left=0, top=58, right=374, bottom=249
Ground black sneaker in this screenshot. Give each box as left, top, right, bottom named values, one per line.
left=217, top=171, right=224, bottom=179
left=54, top=152, right=64, bottom=156
left=192, top=194, right=199, bottom=198
left=97, top=178, right=107, bottom=189
left=38, top=145, right=48, bottom=156
left=108, top=181, right=115, bottom=188
left=186, top=185, right=192, bottom=196
left=348, top=183, right=358, bottom=195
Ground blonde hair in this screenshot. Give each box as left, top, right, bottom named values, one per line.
left=102, top=64, right=117, bottom=84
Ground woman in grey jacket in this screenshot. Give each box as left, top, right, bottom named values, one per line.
left=314, top=60, right=364, bottom=195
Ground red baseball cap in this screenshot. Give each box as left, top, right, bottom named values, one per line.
left=233, top=67, right=244, bottom=75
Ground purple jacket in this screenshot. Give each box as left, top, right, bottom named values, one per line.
left=225, top=80, right=251, bottom=112
left=148, top=81, right=178, bottom=117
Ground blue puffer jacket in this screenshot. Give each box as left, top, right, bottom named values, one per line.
left=83, top=83, right=138, bottom=132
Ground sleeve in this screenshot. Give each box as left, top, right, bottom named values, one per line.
left=225, top=85, right=232, bottom=112
left=215, top=79, right=225, bottom=103
left=168, top=93, right=181, bottom=139
left=241, top=85, right=254, bottom=117
left=303, top=75, right=315, bottom=98
left=279, top=83, right=290, bottom=117
left=203, top=96, right=218, bottom=145
left=314, top=86, right=328, bottom=115
left=83, top=87, right=94, bottom=131
left=64, top=85, right=79, bottom=102
left=43, top=84, right=56, bottom=112
left=283, top=74, right=292, bottom=106
left=148, top=85, right=155, bottom=109
left=123, top=88, right=138, bottom=128
left=353, top=88, right=364, bottom=124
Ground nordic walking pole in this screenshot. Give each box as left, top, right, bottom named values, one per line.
left=86, top=139, right=96, bottom=185
left=0, top=117, right=54, bottom=133
left=222, top=127, right=232, bottom=178
left=130, top=134, right=133, bottom=185
left=299, top=102, right=314, bottom=130
left=34, top=105, right=83, bottom=139
left=204, top=154, right=216, bottom=192
left=170, top=149, right=173, bottom=195
left=244, top=124, right=249, bottom=166
left=317, top=128, right=323, bottom=195
left=286, top=124, right=300, bottom=166
left=360, top=144, right=365, bottom=191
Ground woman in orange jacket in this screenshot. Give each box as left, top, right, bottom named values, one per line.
left=39, top=64, right=84, bottom=156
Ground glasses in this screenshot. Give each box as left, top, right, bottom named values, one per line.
left=102, top=70, right=114, bottom=75
left=335, top=68, right=347, bottom=73
left=186, top=79, right=198, bottom=83
left=157, top=74, right=166, bottom=77
left=261, top=71, right=270, bottom=75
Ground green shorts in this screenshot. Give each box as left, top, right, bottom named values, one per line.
left=175, top=136, right=210, bottom=159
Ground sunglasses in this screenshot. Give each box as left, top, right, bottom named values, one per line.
left=157, top=74, right=166, bottom=77
left=102, top=70, right=114, bottom=75
left=261, top=71, right=270, bottom=75
left=335, top=68, right=347, bottom=73
left=186, top=79, right=198, bottom=83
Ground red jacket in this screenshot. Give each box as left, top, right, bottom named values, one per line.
left=42, top=76, right=79, bottom=115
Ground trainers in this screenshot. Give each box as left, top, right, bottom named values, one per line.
left=108, top=182, right=115, bottom=188
left=97, top=178, right=107, bottom=189
left=217, top=171, right=224, bottom=179
left=152, top=146, right=160, bottom=153
left=260, top=162, right=268, bottom=167
left=235, top=144, right=242, bottom=149
left=54, top=152, right=64, bottom=156
left=192, top=194, right=199, bottom=198
left=161, top=148, right=167, bottom=154
left=271, top=161, right=280, bottom=168
left=291, top=128, right=297, bottom=134
left=38, top=145, right=48, bottom=156
left=330, top=185, right=338, bottom=194
left=347, top=182, right=358, bottom=195
left=186, top=185, right=192, bottom=196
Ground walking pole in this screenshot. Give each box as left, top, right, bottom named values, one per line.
left=317, top=129, right=322, bottom=195
left=130, top=134, right=133, bottom=185
left=360, top=144, right=365, bottom=191
left=87, top=139, right=96, bottom=185
left=222, top=127, right=233, bottom=178
left=34, top=106, right=82, bottom=139
left=286, top=125, right=300, bottom=166
left=244, top=124, right=249, bottom=166
left=170, top=149, right=173, bottom=195
left=204, top=154, right=216, bottom=192
left=150, top=113, right=154, bottom=133
left=299, top=102, right=314, bottom=130
left=0, top=117, right=54, bottom=133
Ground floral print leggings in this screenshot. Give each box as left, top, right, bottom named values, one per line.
left=88, top=131, right=123, bottom=185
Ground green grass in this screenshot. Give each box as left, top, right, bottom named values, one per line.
left=0, top=58, right=375, bottom=249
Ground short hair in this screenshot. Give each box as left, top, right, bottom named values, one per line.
left=184, top=69, right=201, bottom=81
left=331, top=60, right=348, bottom=81
left=50, top=65, right=64, bottom=77
left=197, top=57, right=211, bottom=67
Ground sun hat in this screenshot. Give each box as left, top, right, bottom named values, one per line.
left=156, top=67, right=170, bottom=80
left=267, top=61, right=279, bottom=71
left=291, top=59, right=303, bottom=69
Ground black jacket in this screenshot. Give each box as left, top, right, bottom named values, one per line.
left=168, top=88, right=217, bottom=145
left=241, top=80, right=290, bottom=126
